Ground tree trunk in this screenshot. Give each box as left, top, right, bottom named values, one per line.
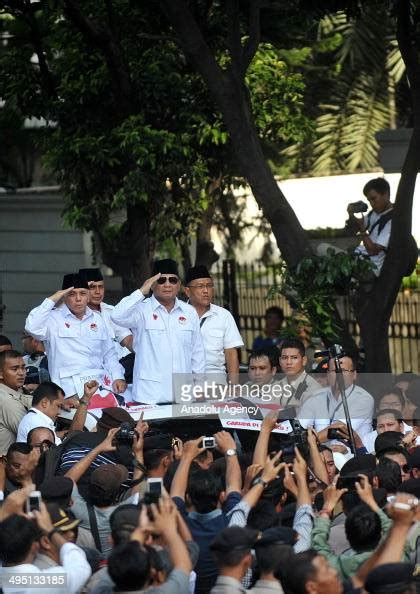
left=195, top=201, right=220, bottom=269
left=161, top=0, right=312, bottom=269
left=354, top=1, right=420, bottom=373
left=95, top=203, right=153, bottom=294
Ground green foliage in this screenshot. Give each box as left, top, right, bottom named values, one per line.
left=277, top=248, right=375, bottom=340
left=0, top=3, right=313, bottom=275
left=247, top=44, right=312, bottom=144
left=284, top=6, right=407, bottom=175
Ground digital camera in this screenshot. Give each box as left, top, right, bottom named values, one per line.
left=116, top=422, right=136, bottom=445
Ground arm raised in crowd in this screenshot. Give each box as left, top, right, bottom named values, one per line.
left=253, top=411, right=278, bottom=467
left=352, top=493, right=418, bottom=588
left=170, top=436, right=206, bottom=500
left=60, top=380, right=98, bottom=436
left=64, top=427, right=119, bottom=483
left=214, top=430, right=242, bottom=495
left=307, top=427, right=330, bottom=485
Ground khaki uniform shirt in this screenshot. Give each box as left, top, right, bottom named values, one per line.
left=0, top=383, right=32, bottom=455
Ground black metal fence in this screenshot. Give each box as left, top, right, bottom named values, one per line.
left=211, top=260, right=420, bottom=374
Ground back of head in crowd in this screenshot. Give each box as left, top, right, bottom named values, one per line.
left=255, top=529, right=294, bottom=581
left=0, top=515, right=41, bottom=565
left=344, top=504, right=381, bottom=552
left=374, top=458, right=402, bottom=493
left=210, top=526, right=258, bottom=571
left=0, top=334, right=12, bottom=352
left=110, top=504, right=140, bottom=546
left=187, top=468, right=223, bottom=513
left=108, top=541, right=151, bottom=591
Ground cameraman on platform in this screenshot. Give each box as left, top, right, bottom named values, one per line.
left=347, top=177, right=393, bottom=277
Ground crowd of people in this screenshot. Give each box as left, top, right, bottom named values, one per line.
left=1, top=249, right=420, bottom=594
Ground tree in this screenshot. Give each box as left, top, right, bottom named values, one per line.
left=285, top=7, right=409, bottom=174
left=159, top=0, right=419, bottom=372
left=0, top=1, right=308, bottom=290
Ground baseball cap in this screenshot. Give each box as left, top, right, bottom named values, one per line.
left=210, top=527, right=259, bottom=552
left=90, top=464, right=129, bottom=493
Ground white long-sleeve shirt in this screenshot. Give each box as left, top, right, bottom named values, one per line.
left=111, top=291, right=205, bottom=404
left=298, top=384, right=374, bottom=439
left=98, top=302, right=132, bottom=359
left=1, top=542, right=91, bottom=594
left=25, top=299, right=124, bottom=397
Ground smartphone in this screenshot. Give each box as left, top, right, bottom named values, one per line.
left=146, top=478, right=163, bottom=497
left=202, top=437, right=216, bottom=449
left=26, top=490, right=41, bottom=515
left=336, top=476, right=358, bottom=490
left=327, top=428, right=347, bottom=441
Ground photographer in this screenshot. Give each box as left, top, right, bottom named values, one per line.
left=347, top=177, right=393, bottom=278
left=64, top=419, right=148, bottom=556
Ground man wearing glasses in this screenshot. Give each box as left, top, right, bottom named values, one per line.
left=298, top=354, right=374, bottom=443
left=184, top=265, right=243, bottom=383
left=111, top=259, right=205, bottom=404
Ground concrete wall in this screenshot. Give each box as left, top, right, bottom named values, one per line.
left=0, top=187, right=91, bottom=348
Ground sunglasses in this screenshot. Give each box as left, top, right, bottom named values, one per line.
left=156, top=276, right=179, bottom=285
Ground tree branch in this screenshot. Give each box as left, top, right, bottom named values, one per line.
left=395, top=0, right=419, bottom=88
left=242, top=0, right=262, bottom=74
left=160, top=0, right=226, bottom=93
left=23, top=10, right=57, bottom=100
left=226, top=0, right=244, bottom=75
left=63, top=0, right=134, bottom=115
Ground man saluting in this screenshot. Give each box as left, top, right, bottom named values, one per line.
left=25, top=273, right=126, bottom=407
left=111, top=259, right=205, bottom=405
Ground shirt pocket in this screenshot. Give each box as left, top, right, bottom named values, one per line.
left=207, top=329, right=224, bottom=347
left=179, top=328, right=193, bottom=348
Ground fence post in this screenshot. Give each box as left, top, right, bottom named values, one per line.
left=222, top=259, right=240, bottom=327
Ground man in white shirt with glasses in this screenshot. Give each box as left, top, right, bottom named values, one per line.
left=111, top=259, right=205, bottom=404
left=298, top=353, right=374, bottom=443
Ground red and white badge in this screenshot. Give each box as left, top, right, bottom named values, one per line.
left=153, top=313, right=158, bottom=320
left=90, top=323, right=98, bottom=332
left=178, top=316, right=187, bottom=325
left=65, top=322, right=70, bottom=328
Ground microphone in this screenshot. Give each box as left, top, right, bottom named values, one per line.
left=98, top=385, right=125, bottom=407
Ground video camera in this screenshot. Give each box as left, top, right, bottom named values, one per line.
left=348, top=200, right=368, bottom=214
left=281, top=419, right=310, bottom=462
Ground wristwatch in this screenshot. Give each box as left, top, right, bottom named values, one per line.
left=253, top=477, right=268, bottom=489
left=225, top=448, right=237, bottom=457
